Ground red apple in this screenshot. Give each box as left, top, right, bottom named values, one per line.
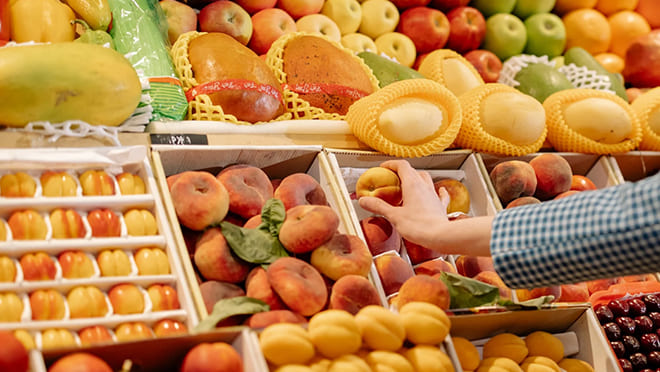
left=396, top=6, right=450, bottom=54
left=159, top=0, right=198, bottom=45
left=236, top=0, right=277, bottom=14
left=391, top=0, right=431, bottom=10
left=276, top=0, right=324, bottom=20
left=446, top=6, right=486, bottom=54
left=249, top=8, right=297, bottom=55
left=199, top=1, right=253, bottom=45
left=623, top=29, right=660, bottom=88
left=429, top=0, right=470, bottom=13
left=464, top=49, right=502, bottom=83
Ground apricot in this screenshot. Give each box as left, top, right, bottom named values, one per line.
left=395, top=275, right=450, bottom=311
left=401, top=344, right=455, bottom=372
left=326, top=354, right=371, bottom=372
left=8, top=209, right=48, bottom=240
left=329, top=274, right=382, bottom=315
left=267, top=257, right=328, bottom=316
left=279, top=205, right=340, bottom=254
left=247, top=309, right=307, bottom=328
left=310, top=233, right=372, bottom=281
left=360, top=215, right=402, bottom=256
left=29, top=289, right=66, bottom=320
left=116, top=172, right=146, bottom=195
left=355, top=305, right=406, bottom=351
left=79, top=169, right=116, bottom=196
left=529, top=154, right=572, bottom=200
left=0, top=172, right=36, bottom=197
left=489, top=160, right=537, bottom=205
left=364, top=350, right=415, bottom=372
left=217, top=164, right=274, bottom=219
left=557, top=358, right=595, bottom=372
left=260, top=323, right=315, bottom=366
left=274, top=173, right=328, bottom=210
left=478, top=357, right=524, bottom=372
left=374, top=253, right=415, bottom=296
left=482, top=333, right=529, bottom=364
left=49, top=208, right=86, bottom=239
left=308, top=309, right=362, bottom=358
left=108, top=283, right=145, bottom=315
left=78, top=326, right=113, bottom=346
left=194, top=227, right=251, bottom=283
left=520, top=356, right=561, bottom=372
left=399, top=301, right=451, bottom=345
left=168, top=171, right=230, bottom=231
left=453, top=336, right=481, bottom=371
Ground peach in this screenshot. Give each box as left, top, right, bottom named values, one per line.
left=123, top=208, right=158, bottom=236
left=0, top=256, right=16, bottom=282
left=114, top=322, right=154, bottom=342
left=8, top=209, right=47, bottom=240
left=310, top=233, right=373, bottom=281
left=11, top=330, right=33, bottom=351
left=394, top=275, right=450, bottom=310
left=87, top=208, right=122, bottom=237
left=180, top=342, right=243, bottom=372
left=0, top=220, right=6, bottom=241
left=147, top=284, right=180, bottom=311
left=48, top=353, right=112, bottom=372
left=153, top=319, right=188, bottom=337
left=246, top=266, right=286, bottom=311
left=243, top=214, right=262, bottom=228
left=570, top=174, right=597, bottom=191
left=554, top=190, right=581, bottom=200
left=506, top=196, right=541, bottom=209
left=79, top=169, right=116, bottom=196
left=0, top=172, right=36, bottom=197
left=40, top=171, right=77, bottom=197
left=434, top=178, right=470, bottom=214
left=20, top=252, right=56, bottom=281
left=116, top=172, right=146, bottom=195
left=274, top=173, right=328, bottom=210
left=360, top=216, right=402, bottom=256
left=355, top=167, right=403, bottom=206
left=30, top=289, right=66, bottom=320
left=199, top=280, right=246, bottom=315
left=194, top=227, right=251, bottom=283
left=329, top=274, right=382, bottom=315
left=279, top=204, right=340, bottom=254
left=0, top=293, right=23, bottom=322
left=134, top=247, right=170, bottom=275
left=414, top=258, right=456, bottom=276
left=108, top=283, right=145, bottom=315
left=529, top=153, right=573, bottom=200
left=78, top=326, right=113, bottom=346
left=267, top=256, right=328, bottom=316
left=168, top=171, right=230, bottom=231
left=67, top=286, right=108, bottom=318
left=59, top=250, right=95, bottom=279
left=0, top=330, right=29, bottom=372
left=97, top=249, right=132, bottom=276
left=489, top=160, right=537, bottom=205
left=403, top=238, right=442, bottom=265
left=49, top=208, right=86, bottom=239
left=246, top=309, right=307, bottom=328
left=40, top=329, right=76, bottom=350
left=473, top=270, right=512, bottom=301
left=455, top=255, right=495, bottom=278
left=374, top=253, right=415, bottom=296
left=217, top=164, right=274, bottom=219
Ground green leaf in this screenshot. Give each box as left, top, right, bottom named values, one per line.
left=259, top=198, right=286, bottom=237
left=498, top=295, right=556, bottom=310
left=438, top=272, right=500, bottom=309
left=194, top=297, right=269, bottom=333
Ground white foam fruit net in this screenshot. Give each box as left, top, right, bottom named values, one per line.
left=498, top=55, right=555, bottom=87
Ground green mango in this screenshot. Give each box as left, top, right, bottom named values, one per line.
left=357, top=51, right=424, bottom=88
left=514, top=62, right=574, bottom=103
left=563, top=47, right=627, bottom=101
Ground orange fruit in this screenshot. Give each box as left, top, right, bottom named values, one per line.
left=608, top=10, right=651, bottom=57
left=596, top=0, right=639, bottom=16
left=595, top=52, right=625, bottom=73
left=563, top=9, right=611, bottom=55
left=553, top=0, right=597, bottom=15
left=636, top=0, right=660, bottom=28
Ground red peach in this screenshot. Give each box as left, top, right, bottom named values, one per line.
left=29, top=289, right=66, bottom=320
left=279, top=204, right=340, bottom=254
left=243, top=214, right=262, bottom=228
left=329, top=274, right=383, bottom=315
left=87, top=208, right=122, bottom=237
left=529, top=153, right=573, bottom=200
left=246, top=309, right=307, bottom=328
left=78, top=326, right=113, bottom=346
left=246, top=267, right=286, bottom=310
left=199, top=280, right=246, bottom=315
left=472, top=270, right=512, bottom=300
left=194, top=227, right=251, bottom=283
left=116, top=172, right=146, bottom=195
left=48, top=352, right=112, bottom=372
left=414, top=258, right=456, bottom=276
left=374, top=253, right=415, bottom=296
left=40, top=171, right=77, bottom=197
left=528, top=286, right=562, bottom=302
left=395, top=275, right=450, bottom=310
left=455, top=255, right=495, bottom=278
left=58, top=251, right=95, bottom=279
left=114, top=322, right=154, bottom=342
left=310, top=233, right=373, bottom=281
left=180, top=342, right=244, bottom=372
left=506, top=196, right=541, bottom=209
left=20, top=252, right=57, bottom=281
left=79, top=169, right=116, bottom=196
left=0, top=172, right=36, bottom=197
left=169, top=171, right=230, bottom=231
left=273, top=173, right=328, bottom=210
left=489, top=160, right=537, bottom=205
left=360, top=216, right=402, bottom=256
left=217, top=164, right=274, bottom=219
left=554, top=190, right=581, bottom=200
left=67, top=286, right=109, bottom=318
left=267, top=257, right=328, bottom=316
left=153, top=319, right=188, bottom=337
left=147, top=284, right=180, bottom=311
left=570, top=175, right=597, bottom=191
left=403, top=238, right=442, bottom=265
left=108, top=283, right=145, bottom=315
left=8, top=209, right=47, bottom=240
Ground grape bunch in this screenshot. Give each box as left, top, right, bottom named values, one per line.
left=594, top=293, right=660, bottom=372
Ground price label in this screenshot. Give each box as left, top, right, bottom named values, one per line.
left=150, top=134, right=208, bottom=145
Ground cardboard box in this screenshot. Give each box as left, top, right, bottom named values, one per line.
left=608, top=151, right=660, bottom=182
left=150, top=145, right=388, bottom=321
left=450, top=305, right=620, bottom=372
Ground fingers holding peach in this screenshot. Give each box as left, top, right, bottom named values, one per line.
left=355, top=167, right=403, bottom=206
left=168, top=171, right=230, bottom=231
left=274, top=173, right=328, bottom=210
left=217, top=164, right=274, bottom=219
left=279, top=205, right=340, bottom=254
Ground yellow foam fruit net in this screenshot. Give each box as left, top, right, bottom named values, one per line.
left=631, top=87, right=660, bottom=151
left=265, top=32, right=380, bottom=121
left=417, top=49, right=484, bottom=93
left=544, top=88, right=642, bottom=154
left=455, top=84, right=547, bottom=156
left=346, top=78, right=462, bottom=158
left=170, top=31, right=292, bottom=124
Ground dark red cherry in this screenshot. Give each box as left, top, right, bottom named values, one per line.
left=630, top=298, right=649, bottom=316
left=648, top=350, right=660, bottom=368
left=644, top=294, right=660, bottom=312
left=642, top=333, right=660, bottom=352
left=604, top=322, right=623, bottom=340
left=609, top=299, right=631, bottom=317
left=637, top=316, right=656, bottom=334
left=623, top=335, right=642, bottom=355
left=631, top=352, right=649, bottom=370
left=649, top=312, right=660, bottom=329
left=595, top=303, right=615, bottom=324
left=611, top=340, right=627, bottom=358
left=618, top=317, right=637, bottom=335
left=620, top=358, right=634, bottom=372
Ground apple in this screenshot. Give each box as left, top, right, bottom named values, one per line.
left=277, top=0, right=324, bottom=20
left=159, top=0, right=198, bottom=45
left=464, top=49, right=503, bottom=83
left=623, top=29, right=660, bottom=88
left=236, top=0, right=277, bottom=14
left=390, top=0, right=431, bottom=10
left=483, top=13, right=527, bottom=61
left=513, top=0, right=556, bottom=20
left=321, top=0, right=362, bottom=35
left=470, top=0, right=516, bottom=18
left=198, top=1, right=253, bottom=46
left=523, top=12, right=566, bottom=58
left=341, top=32, right=378, bottom=53
left=359, top=0, right=400, bottom=40
left=396, top=6, right=450, bottom=54
left=445, top=6, right=487, bottom=54
left=249, top=8, right=297, bottom=55
left=374, top=32, right=417, bottom=68
left=428, top=0, right=469, bottom=13
left=296, top=14, right=342, bottom=42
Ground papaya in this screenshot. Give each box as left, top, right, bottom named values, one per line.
left=0, top=42, right=142, bottom=127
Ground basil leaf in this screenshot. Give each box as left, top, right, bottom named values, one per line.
left=194, top=297, right=269, bottom=333
left=260, top=198, right=285, bottom=237
left=498, top=295, right=556, bottom=310
left=438, top=272, right=500, bottom=309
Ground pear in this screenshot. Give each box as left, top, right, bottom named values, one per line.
left=358, top=51, right=424, bottom=88
left=564, top=47, right=628, bottom=101
left=514, top=63, right=574, bottom=103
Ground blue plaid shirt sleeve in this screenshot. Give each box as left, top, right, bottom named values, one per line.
left=490, top=172, right=660, bottom=289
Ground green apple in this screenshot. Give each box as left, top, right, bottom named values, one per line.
left=470, top=0, right=516, bottom=18
left=523, top=13, right=566, bottom=58
left=483, top=14, right=527, bottom=61
left=341, top=33, right=378, bottom=54
left=514, top=63, right=574, bottom=102
left=513, top=0, right=556, bottom=20
left=321, top=0, right=362, bottom=35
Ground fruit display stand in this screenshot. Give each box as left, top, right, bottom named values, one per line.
left=609, top=151, right=660, bottom=183
left=0, top=146, right=198, bottom=350
left=150, top=144, right=389, bottom=321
